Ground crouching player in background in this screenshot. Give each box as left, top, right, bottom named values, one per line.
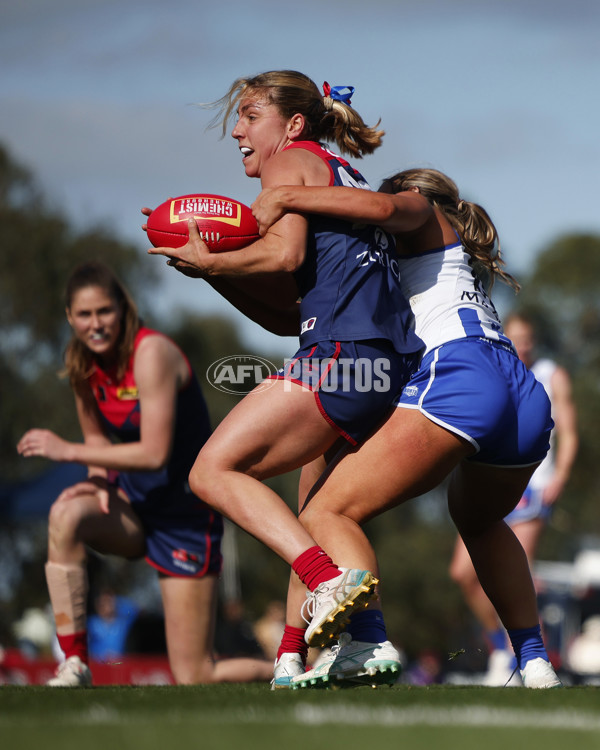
left=17, top=261, right=272, bottom=686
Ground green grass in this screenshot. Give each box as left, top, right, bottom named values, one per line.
left=1, top=683, right=600, bottom=750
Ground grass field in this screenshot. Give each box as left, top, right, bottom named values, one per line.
left=1, top=683, right=600, bottom=750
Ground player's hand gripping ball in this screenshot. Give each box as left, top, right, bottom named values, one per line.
left=146, top=194, right=259, bottom=251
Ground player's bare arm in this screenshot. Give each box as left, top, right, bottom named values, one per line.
left=147, top=151, right=311, bottom=278
left=252, top=185, right=433, bottom=236
left=543, top=365, right=578, bottom=504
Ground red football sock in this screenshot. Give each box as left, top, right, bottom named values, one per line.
left=57, top=631, right=88, bottom=664
left=292, top=546, right=342, bottom=591
left=277, top=625, right=309, bottom=663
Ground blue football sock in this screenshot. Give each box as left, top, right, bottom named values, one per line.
left=507, top=624, right=548, bottom=670
left=346, top=608, right=387, bottom=643
left=488, top=627, right=508, bottom=652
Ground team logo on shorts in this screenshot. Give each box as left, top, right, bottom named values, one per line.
left=404, top=385, right=419, bottom=398
left=172, top=548, right=201, bottom=573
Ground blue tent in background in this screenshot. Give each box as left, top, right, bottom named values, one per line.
left=0, top=463, right=88, bottom=520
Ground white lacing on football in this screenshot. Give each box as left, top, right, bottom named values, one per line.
left=200, top=231, right=221, bottom=243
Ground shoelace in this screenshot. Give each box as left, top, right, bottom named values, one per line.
left=300, top=573, right=345, bottom=625
left=300, top=589, right=318, bottom=625
left=331, top=632, right=352, bottom=657
left=504, top=665, right=519, bottom=687
left=300, top=570, right=358, bottom=626
left=314, top=633, right=353, bottom=673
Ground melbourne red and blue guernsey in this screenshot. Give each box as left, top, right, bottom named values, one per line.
left=285, top=141, right=422, bottom=356
left=88, top=327, right=222, bottom=577
left=88, top=327, right=212, bottom=510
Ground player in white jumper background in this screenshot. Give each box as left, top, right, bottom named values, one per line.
left=449, top=312, right=578, bottom=685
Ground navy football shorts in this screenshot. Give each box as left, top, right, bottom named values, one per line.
left=118, top=474, right=224, bottom=577
left=395, top=337, right=553, bottom=466
left=269, top=339, right=419, bottom=445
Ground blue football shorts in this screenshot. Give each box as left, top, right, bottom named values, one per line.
left=395, top=337, right=553, bottom=466
left=117, top=473, right=224, bottom=577
left=504, top=484, right=553, bottom=524
left=268, top=339, right=419, bottom=445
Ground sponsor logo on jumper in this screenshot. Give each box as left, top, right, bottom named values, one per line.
left=206, top=355, right=278, bottom=395
left=463, top=277, right=501, bottom=319
left=356, top=230, right=400, bottom=281
left=282, top=357, right=392, bottom=393
left=116, top=386, right=138, bottom=400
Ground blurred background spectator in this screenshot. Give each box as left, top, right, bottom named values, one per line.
left=87, top=588, right=139, bottom=663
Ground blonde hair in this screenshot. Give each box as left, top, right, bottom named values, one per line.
left=379, top=168, right=519, bottom=291
left=63, top=261, right=140, bottom=386
left=207, top=69, right=384, bottom=158
left=504, top=311, right=536, bottom=330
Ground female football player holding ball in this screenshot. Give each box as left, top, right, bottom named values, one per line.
left=146, top=69, right=423, bottom=669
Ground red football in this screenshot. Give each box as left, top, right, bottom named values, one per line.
left=146, top=194, right=259, bottom=252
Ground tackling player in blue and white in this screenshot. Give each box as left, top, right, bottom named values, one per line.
left=253, top=168, right=562, bottom=690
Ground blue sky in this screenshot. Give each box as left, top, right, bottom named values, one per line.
left=2, top=0, right=599, bottom=352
